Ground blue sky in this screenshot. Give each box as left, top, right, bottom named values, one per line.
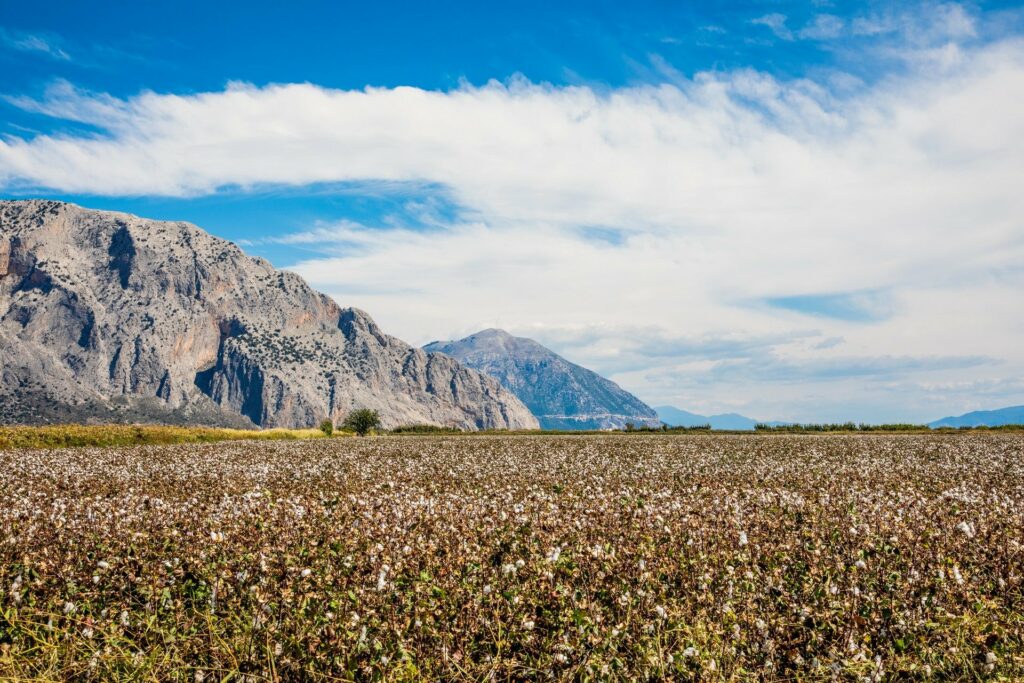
left=9, top=1, right=1017, bottom=94
left=2, top=1, right=1024, bottom=422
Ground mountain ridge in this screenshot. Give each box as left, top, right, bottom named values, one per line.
left=424, top=328, right=659, bottom=430
left=655, top=405, right=760, bottom=431
left=929, top=405, right=1024, bottom=428
left=656, top=405, right=799, bottom=430
left=0, top=200, right=538, bottom=430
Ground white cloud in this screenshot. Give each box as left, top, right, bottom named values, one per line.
left=1, top=35, right=1023, bottom=421
left=751, top=13, right=794, bottom=41
left=800, top=15, right=846, bottom=41
left=851, top=2, right=977, bottom=43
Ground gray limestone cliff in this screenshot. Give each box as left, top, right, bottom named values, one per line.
left=0, top=200, right=538, bottom=430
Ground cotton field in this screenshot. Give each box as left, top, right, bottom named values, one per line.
left=1, top=434, right=1021, bottom=680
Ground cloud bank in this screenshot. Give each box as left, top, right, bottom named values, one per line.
left=1, top=34, right=1023, bottom=421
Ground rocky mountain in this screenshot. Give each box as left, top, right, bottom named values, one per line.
left=929, top=405, right=1024, bottom=428
left=0, top=200, right=538, bottom=430
left=424, top=329, right=659, bottom=430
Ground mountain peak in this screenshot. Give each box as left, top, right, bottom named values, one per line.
left=466, top=328, right=516, bottom=345
left=474, top=327, right=512, bottom=338
left=425, top=330, right=658, bottom=430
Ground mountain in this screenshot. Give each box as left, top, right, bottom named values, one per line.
left=423, top=329, right=659, bottom=430
left=929, top=405, right=1024, bottom=428
left=0, top=200, right=538, bottom=430
left=655, top=405, right=765, bottom=431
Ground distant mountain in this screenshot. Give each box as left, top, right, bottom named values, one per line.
left=424, top=329, right=659, bottom=430
left=655, top=406, right=717, bottom=428
left=655, top=405, right=769, bottom=431
left=929, top=405, right=1024, bottom=428
left=0, top=200, right=538, bottom=430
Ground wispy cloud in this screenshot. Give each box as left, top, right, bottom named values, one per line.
left=254, top=218, right=450, bottom=254
left=632, top=350, right=1000, bottom=422
left=512, top=324, right=822, bottom=374
left=748, top=2, right=980, bottom=53
left=707, top=353, right=993, bottom=383
left=851, top=2, right=977, bottom=43
left=0, top=28, right=71, bottom=61
left=751, top=13, right=793, bottom=41
left=799, top=14, right=846, bottom=41
left=763, top=291, right=895, bottom=322
left=533, top=325, right=815, bottom=360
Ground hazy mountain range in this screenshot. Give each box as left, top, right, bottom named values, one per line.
left=929, top=405, right=1024, bottom=428
left=0, top=201, right=537, bottom=430
left=425, top=329, right=660, bottom=430
left=659, top=405, right=1024, bottom=430
left=654, top=406, right=762, bottom=431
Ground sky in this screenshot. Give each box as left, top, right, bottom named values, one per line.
left=1, top=0, right=1023, bottom=423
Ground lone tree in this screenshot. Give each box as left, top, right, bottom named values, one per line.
left=318, top=419, right=334, bottom=436
left=343, top=408, right=381, bottom=436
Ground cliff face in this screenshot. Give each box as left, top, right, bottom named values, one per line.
left=0, top=200, right=538, bottom=430
left=425, top=328, right=659, bottom=430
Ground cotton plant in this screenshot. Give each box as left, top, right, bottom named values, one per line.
left=0, top=432, right=1020, bottom=679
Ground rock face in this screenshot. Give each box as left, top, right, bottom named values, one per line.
left=425, top=329, right=659, bottom=430
left=0, top=201, right=538, bottom=430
